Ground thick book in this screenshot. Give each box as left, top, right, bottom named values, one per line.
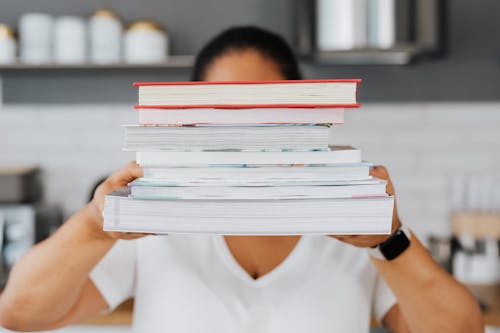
left=129, top=179, right=387, bottom=200
left=123, top=124, right=330, bottom=152
left=103, top=187, right=394, bottom=235
left=141, top=163, right=372, bottom=183
left=137, top=107, right=345, bottom=125
left=136, top=146, right=361, bottom=167
left=134, top=79, right=360, bottom=108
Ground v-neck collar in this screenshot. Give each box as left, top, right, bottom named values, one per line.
left=214, top=234, right=313, bottom=288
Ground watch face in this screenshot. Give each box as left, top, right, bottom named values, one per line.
left=379, top=229, right=410, bottom=260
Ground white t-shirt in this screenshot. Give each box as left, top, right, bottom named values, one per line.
left=90, top=235, right=396, bottom=332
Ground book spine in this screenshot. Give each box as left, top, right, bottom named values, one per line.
left=136, top=151, right=361, bottom=166
left=136, top=108, right=345, bottom=125
left=134, top=104, right=361, bottom=109
left=103, top=196, right=120, bottom=229
left=133, top=79, right=363, bottom=86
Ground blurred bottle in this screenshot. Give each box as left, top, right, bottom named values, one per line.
left=0, top=23, right=16, bottom=64
left=89, top=9, right=122, bottom=64
left=449, top=173, right=500, bottom=305
left=19, top=13, right=53, bottom=64
left=53, top=16, right=86, bottom=64
left=1, top=206, right=35, bottom=270
left=124, top=20, right=168, bottom=64
left=453, top=236, right=500, bottom=285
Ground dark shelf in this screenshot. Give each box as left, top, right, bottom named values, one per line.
left=0, top=55, right=194, bottom=71
left=313, top=46, right=421, bottom=66
left=0, top=49, right=423, bottom=71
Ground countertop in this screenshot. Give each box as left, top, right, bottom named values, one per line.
left=85, top=295, right=500, bottom=328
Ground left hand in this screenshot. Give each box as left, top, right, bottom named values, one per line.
left=330, top=165, right=401, bottom=247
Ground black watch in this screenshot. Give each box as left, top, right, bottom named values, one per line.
left=369, top=225, right=411, bottom=261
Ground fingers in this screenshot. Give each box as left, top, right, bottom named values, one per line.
left=370, top=165, right=395, bottom=196
left=107, top=161, right=144, bottom=187
left=92, top=162, right=144, bottom=211
left=108, top=231, right=158, bottom=240
left=329, top=167, right=398, bottom=247
left=96, top=162, right=143, bottom=196
left=329, top=234, right=389, bottom=248
left=369, top=165, right=389, bottom=179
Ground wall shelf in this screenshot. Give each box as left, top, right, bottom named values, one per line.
left=0, top=50, right=421, bottom=72
left=312, top=46, right=421, bottom=66
left=0, top=55, right=194, bottom=71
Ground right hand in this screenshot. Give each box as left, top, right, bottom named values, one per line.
left=87, top=161, right=150, bottom=240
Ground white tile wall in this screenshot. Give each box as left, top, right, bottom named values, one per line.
left=0, top=102, right=499, bottom=239
left=329, top=102, right=500, bottom=238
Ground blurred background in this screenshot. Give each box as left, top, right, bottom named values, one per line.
left=0, top=0, right=499, bottom=332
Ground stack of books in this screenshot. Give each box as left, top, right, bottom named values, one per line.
left=103, top=79, right=394, bottom=235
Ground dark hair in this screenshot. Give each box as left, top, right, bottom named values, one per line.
left=191, top=26, right=302, bottom=81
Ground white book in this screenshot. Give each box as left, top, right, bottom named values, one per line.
left=132, top=178, right=377, bottom=187
left=317, top=0, right=368, bottom=51
left=141, top=163, right=372, bottom=183
left=103, top=188, right=394, bottom=235
left=136, top=146, right=361, bottom=167
left=123, top=124, right=330, bottom=152
left=129, top=180, right=387, bottom=200
left=137, top=107, right=345, bottom=125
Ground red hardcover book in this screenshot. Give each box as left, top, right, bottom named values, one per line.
left=134, top=79, right=361, bottom=109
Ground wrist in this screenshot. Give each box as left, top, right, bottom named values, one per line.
left=369, top=224, right=411, bottom=261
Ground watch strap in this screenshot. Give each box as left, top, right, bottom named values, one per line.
left=368, top=225, right=411, bottom=261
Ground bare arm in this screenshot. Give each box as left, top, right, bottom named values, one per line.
left=333, top=166, right=483, bottom=333
left=0, top=162, right=145, bottom=331
left=375, top=233, right=483, bottom=333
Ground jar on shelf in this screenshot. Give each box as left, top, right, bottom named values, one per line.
left=0, top=23, right=16, bottom=64
left=89, top=9, right=122, bottom=64
left=53, top=16, right=87, bottom=64
left=124, top=20, right=168, bottom=64
left=19, top=13, right=53, bottom=64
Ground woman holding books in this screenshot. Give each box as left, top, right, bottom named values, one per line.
left=0, top=27, right=482, bottom=333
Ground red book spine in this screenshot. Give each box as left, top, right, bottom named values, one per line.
left=134, top=104, right=361, bottom=110
left=133, top=79, right=362, bottom=86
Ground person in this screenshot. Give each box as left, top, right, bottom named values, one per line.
left=0, top=26, right=482, bottom=333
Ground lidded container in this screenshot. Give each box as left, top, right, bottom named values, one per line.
left=19, top=13, right=53, bottom=64
left=53, top=16, right=87, bottom=64
left=89, top=8, right=122, bottom=64
left=0, top=23, right=16, bottom=64
left=124, top=20, right=168, bottom=64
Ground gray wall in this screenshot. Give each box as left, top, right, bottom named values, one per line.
left=1, top=0, right=500, bottom=103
